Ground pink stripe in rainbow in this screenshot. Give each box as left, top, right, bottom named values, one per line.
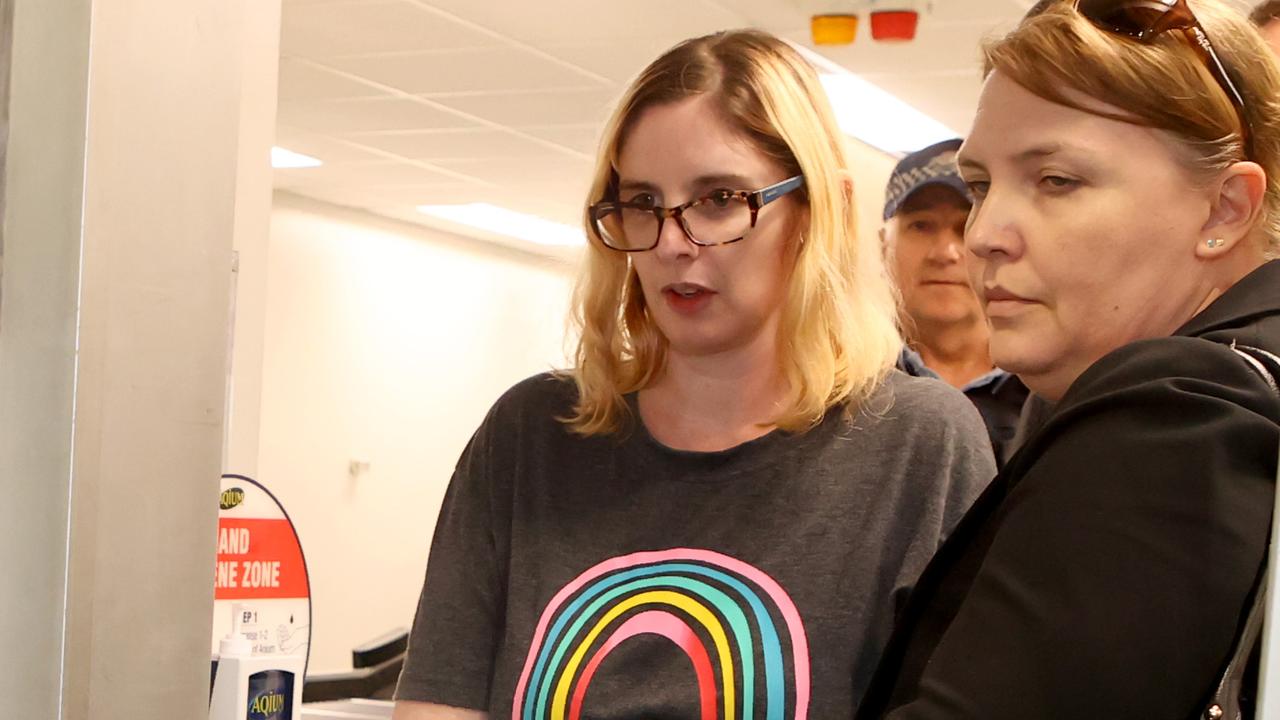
left=567, top=610, right=716, bottom=720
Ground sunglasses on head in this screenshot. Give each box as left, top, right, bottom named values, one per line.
left=1070, top=0, right=1252, bottom=156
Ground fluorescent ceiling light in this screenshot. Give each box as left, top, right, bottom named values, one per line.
left=416, top=203, right=585, bottom=247
left=271, top=147, right=323, bottom=169
left=817, top=74, right=959, bottom=154
left=790, top=43, right=959, bottom=155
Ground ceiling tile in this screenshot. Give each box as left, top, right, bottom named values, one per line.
left=277, top=97, right=478, bottom=133
left=323, top=46, right=607, bottom=94
left=538, top=39, right=677, bottom=85
left=281, top=0, right=497, bottom=57
left=274, top=160, right=470, bottom=189
left=341, top=183, right=491, bottom=207
left=273, top=129, right=393, bottom=164
left=284, top=182, right=487, bottom=212
left=425, top=88, right=618, bottom=127
left=278, top=56, right=383, bottom=102
left=282, top=0, right=382, bottom=5
left=707, top=0, right=809, bottom=29
left=280, top=185, right=383, bottom=212
left=519, top=125, right=601, bottom=156
left=432, top=156, right=594, bottom=193
left=345, top=129, right=580, bottom=161
left=931, top=1, right=1027, bottom=24
left=412, top=0, right=745, bottom=47
left=411, top=185, right=587, bottom=229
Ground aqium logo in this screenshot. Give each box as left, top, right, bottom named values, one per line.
left=248, top=689, right=286, bottom=719
left=220, top=487, right=245, bottom=510
left=246, top=668, right=294, bottom=720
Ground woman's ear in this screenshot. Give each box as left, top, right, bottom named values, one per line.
left=1196, top=161, right=1266, bottom=259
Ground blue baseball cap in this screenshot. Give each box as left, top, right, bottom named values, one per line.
left=882, top=138, right=971, bottom=222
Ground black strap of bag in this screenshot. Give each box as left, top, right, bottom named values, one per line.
left=1205, top=344, right=1280, bottom=720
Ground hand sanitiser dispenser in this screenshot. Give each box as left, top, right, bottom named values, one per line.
left=210, top=603, right=306, bottom=720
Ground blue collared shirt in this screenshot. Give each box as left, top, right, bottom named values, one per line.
left=898, top=347, right=1029, bottom=466
left=898, top=347, right=1008, bottom=394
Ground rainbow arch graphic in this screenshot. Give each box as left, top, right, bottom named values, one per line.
left=511, top=548, right=810, bottom=720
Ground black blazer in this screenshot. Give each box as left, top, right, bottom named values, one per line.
left=857, top=261, right=1280, bottom=720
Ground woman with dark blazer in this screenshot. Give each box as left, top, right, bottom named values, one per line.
left=857, top=1, right=1280, bottom=717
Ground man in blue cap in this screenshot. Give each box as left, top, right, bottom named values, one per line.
left=881, top=138, right=1028, bottom=466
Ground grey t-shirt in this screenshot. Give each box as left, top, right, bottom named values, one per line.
left=395, top=371, right=995, bottom=718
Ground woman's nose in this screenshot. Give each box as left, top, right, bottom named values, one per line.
left=652, top=214, right=699, bottom=262
left=965, top=196, right=1021, bottom=260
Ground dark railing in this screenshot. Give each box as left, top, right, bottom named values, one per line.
left=303, top=627, right=408, bottom=703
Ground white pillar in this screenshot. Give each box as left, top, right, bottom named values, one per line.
left=0, top=0, right=281, bottom=716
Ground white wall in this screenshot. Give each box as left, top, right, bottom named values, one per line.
left=847, top=135, right=899, bottom=241
left=259, top=193, right=576, bottom=672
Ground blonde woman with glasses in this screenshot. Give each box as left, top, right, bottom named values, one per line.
left=391, top=29, right=995, bottom=720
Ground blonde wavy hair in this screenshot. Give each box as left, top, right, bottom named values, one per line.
left=563, top=29, right=902, bottom=436
left=988, top=0, right=1280, bottom=259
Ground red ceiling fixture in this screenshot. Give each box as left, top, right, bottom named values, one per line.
left=870, top=9, right=919, bottom=41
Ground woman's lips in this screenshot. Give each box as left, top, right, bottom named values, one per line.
left=983, top=286, right=1037, bottom=318
left=662, top=284, right=716, bottom=315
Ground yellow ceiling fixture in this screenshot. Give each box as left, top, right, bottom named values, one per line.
left=811, top=14, right=859, bottom=45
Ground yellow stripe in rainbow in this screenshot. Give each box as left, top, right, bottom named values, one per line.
left=549, top=590, right=735, bottom=720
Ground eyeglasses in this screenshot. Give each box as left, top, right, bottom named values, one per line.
left=1073, top=0, right=1252, bottom=156
left=589, top=175, right=805, bottom=253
